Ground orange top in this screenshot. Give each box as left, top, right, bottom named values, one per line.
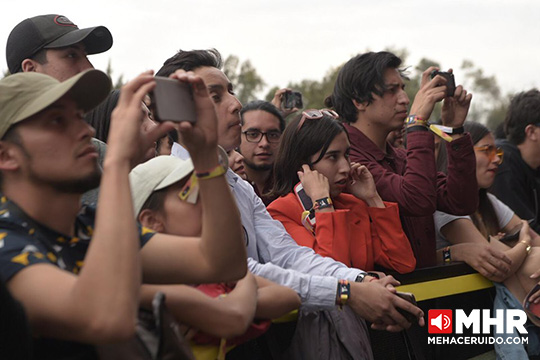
left=267, top=192, right=416, bottom=273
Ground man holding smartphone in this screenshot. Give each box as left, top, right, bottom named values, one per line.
left=156, top=49, right=424, bottom=354
left=327, top=51, right=478, bottom=268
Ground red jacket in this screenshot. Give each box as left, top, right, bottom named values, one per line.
left=267, top=192, right=416, bottom=274
left=344, top=124, right=478, bottom=268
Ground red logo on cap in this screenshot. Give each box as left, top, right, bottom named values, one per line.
left=54, top=16, right=76, bottom=27
left=428, top=310, right=453, bottom=334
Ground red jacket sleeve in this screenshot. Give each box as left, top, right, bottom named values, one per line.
left=267, top=194, right=352, bottom=265
left=365, top=202, right=416, bottom=273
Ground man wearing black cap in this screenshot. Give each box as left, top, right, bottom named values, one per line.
left=6, top=14, right=112, bottom=81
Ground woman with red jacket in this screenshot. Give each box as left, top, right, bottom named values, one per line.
left=267, top=109, right=416, bottom=273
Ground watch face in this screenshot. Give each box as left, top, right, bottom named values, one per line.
left=355, top=273, right=366, bottom=282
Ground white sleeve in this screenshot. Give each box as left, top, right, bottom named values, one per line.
left=487, top=193, right=515, bottom=229
left=434, top=210, right=469, bottom=249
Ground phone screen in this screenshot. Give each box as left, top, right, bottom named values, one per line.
left=294, top=183, right=314, bottom=222
left=150, top=76, right=197, bottom=123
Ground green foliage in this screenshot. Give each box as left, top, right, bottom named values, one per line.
left=223, top=55, right=265, bottom=105
left=105, top=59, right=124, bottom=90
left=284, top=65, right=342, bottom=109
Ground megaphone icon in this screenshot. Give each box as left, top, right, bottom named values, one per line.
left=431, top=314, right=443, bottom=330
left=430, top=313, right=451, bottom=330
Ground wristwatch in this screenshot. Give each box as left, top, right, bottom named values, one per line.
left=355, top=272, right=380, bottom=282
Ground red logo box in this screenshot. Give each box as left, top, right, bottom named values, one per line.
left=428, top=309, right=453, bottom=334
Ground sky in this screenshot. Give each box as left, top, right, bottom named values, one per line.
left=1, top=0, right=539, bottom=100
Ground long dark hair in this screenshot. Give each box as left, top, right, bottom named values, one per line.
left=270, top=114, right=347, bottom=198
left=438, top=121, right=499, bottom=238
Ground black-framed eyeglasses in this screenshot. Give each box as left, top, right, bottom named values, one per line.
left=242, top=130, right=282, bottom=143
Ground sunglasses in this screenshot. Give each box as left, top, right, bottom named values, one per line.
left=296, top=109, right=339, bottom=133
left=474, top=144, right=504, bottom=165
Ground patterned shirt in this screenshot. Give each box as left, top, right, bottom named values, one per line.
left=0, top=195, right=156, bottom=282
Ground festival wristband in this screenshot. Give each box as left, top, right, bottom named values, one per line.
left=337, top=280, right=350, bottom=307
left=429, top=124, right=454, bottom=142
left=406, top=115, right=427, bottom=127
left=431, top=124, right=464, bottom=135
left=443, top=246, right=452, bottom=263
left=312, top=197, right=333, bottom=211
left=195, top=164, right=227, bottom=180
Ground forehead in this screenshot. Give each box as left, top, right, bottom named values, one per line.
left=383, top=68, right=405, bottom=85
left=193, top=66, right=230, bottom=88
left=476, top=133, right=495, bottom=146
left=242, top=110, right=280, bottom=130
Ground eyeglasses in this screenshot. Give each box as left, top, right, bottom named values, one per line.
left=296, top=109, right=339, bottom=133
left=242, top=130, right=282, bottom=143
left=474, top=144, right=504, bottom=165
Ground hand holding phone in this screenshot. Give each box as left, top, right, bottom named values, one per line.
left=282, top=91, right=303, bottom=110
left=150, top=76, right=197, bottom=123
left=395, top=291, right=419, bottom=324
left=430, top=70, right=456, bottom=97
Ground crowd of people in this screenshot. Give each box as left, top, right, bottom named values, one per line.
left=1, top=13, right=539, bottom=360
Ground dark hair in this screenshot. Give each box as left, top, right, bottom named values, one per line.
left=240, top=100, right=285, bottom=132
left=30, top=48, right=48, bottom=66
left=504, top=89, right=540, bottom=145
left=325, top=51, right=404, bottom=124
left=155, top=129, right=178, bottom=154
left=140, top=188, right=168, bottom=215
left=156, top=49, right=223, bottom=77
left=270, top=114, right=346, bottom=198
left=84, top=90, right=120, bottom=143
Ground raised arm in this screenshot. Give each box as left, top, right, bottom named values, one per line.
left=8, top=71, right=176, bottom=342
left=141, top=71, right=246, bottom=284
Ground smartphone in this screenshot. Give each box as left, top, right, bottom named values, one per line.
left=430, top=70, right=456, bottom=97
left=396, top=291, right=419, bottom=323
left=150, top=76, right=197, bottom=123
left=282, top=91, right=303, bottom=110
left=499, top=219, right=535, bottom=245
left=294, top=183, right=315, bottom=227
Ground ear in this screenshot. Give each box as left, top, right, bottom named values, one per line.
left=352, top=99, right=368, bottom=112
left=138, top=209, right=166, bottom=233
left=524, top=124, right=538, bottom=141
left=0, top=142, right=22, bottom=172
left=21, top=59, right=38, bottom=73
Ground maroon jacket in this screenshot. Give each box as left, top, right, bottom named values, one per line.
left=344, top=124, right=478, bottom=267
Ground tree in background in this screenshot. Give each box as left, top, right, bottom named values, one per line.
left=105, top=59, right=124, bottom=90
left=223, top=55, right=265, bottom=105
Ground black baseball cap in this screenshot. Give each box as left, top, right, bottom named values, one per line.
left=6, top=14, right=113, bottom=74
